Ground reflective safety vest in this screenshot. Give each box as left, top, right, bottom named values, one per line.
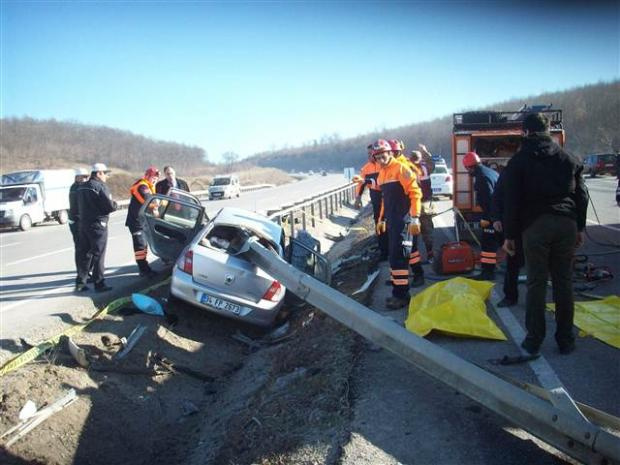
left=356, top=160, right=382, bottom=196
left=126, top=178, right=156, bottom=228
left=377, top=157, right=422, bottom=221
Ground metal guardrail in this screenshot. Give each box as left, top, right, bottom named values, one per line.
left=115, top=183, right=275, bottom=210
left=241, top=238, right=620, bottom=465
left=267, top=183, right=357, bottom=239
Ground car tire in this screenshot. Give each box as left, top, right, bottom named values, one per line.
left=447, top=194, right=453, bottom=200
left=590, top=170, right=597, bottom=178
left=57, top=210, right=68, bottom=224
left=19, top=214, right=32, bottom=231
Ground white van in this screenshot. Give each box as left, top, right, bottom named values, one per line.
left=208, top=174, right=241, bottom=200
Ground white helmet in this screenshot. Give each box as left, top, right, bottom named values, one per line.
left=75, top=168, right=89, bottom=176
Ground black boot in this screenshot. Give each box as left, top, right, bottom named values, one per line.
left=411, top=273, right=425, bottom=288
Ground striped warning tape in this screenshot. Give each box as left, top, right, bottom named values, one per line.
left=0, top=278, right=170, bottom=377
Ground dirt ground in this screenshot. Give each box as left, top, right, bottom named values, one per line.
left=0, top=210, right=377, bottom=465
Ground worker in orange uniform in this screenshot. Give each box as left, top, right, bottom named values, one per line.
left=388, top=139, right=409, bottom=165
left=410, top=144, right=435, bottom=263
left=373, top=139, right=424, bottom=309
left=125, top=166, right=160, bottom=278
left=354, top=144, right=388, bottom=260
left=462, top=151, right=499, bottom=280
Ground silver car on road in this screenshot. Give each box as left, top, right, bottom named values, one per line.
left=140, top=190, right=287, bottom=326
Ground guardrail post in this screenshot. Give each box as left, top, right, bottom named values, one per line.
left=318, top=199, right=323, bottom=219
left=302, top=205, right=307, bottom=230
left=310, top=203, right=316, bottom=228
left=329, top=195, right=334, bottom=216
left=289, top=211, right=295, bottom=238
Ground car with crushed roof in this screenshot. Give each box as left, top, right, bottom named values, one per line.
left=139, top=189, right=289, bottom=327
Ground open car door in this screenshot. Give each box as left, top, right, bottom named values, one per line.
left=167, top=187, right=202, bottom=206
left=139, top=194, right=207, bottom=262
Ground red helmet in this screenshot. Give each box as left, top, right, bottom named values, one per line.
left=387, top=139, right=405, bottom=153
left=145, top=166, right=160, bottom=178
left=462, top=152, right=480, bottom=169
left=371, top=139, right=392, bottom=157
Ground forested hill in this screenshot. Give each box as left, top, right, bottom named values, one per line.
left=0, top=118, right=209, bottom=172
left=245, top=80, right=619, bottom=171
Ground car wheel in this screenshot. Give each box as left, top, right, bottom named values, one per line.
left=19, top=214, right=32, bottom=231
left=57, top=209, right=68, bottom=224
left=590, top=170, right=597, bottom=178
left=447, top=194, right=453, bottom=200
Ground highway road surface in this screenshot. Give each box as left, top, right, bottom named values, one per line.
left=0, top=174, right=349, bottom=361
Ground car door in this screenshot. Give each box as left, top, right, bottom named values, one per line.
left=139, top=193, right=207, bottom=262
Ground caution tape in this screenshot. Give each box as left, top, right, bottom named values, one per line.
left=0, top=278, right=170, bottom=377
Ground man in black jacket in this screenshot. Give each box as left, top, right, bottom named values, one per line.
left=155, top=166, right=190, bottom=195
left=76, top=163, right=118, bottom=292
left=503, top=113, right=587, bottom=355
left=68, top=168, right=90, bottom=273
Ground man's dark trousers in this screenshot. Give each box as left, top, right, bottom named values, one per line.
left=77, top=222, right=108, bottom=285
left=503, top=235, right=524, bottom=302
left=522, top=214, right=576, bottom=348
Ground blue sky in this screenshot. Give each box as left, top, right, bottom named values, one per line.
left=1, top=1, right=618, bottom=163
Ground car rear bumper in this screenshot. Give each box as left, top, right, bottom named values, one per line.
left=170, top=267, right=284, bottom=327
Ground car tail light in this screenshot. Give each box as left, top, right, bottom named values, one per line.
left=262, top=280, right=283, bottom=301
left=180, top=250, right=193, bottom=274
left=445, top=175, right=452, bottom=182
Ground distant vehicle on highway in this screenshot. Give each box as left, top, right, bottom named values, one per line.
left=583, top=153, right=617, bottom=177
left=321, top=170, right=327, bottom=176
left=140, top=190, right=287, bottom=327
left=430, top=165, right=453, bottom=199
left=208, top=174, right=241, bottom=200
left=0, top=169, right=74, bottom=231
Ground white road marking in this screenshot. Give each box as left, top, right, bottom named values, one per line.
left=0, top=242, right=21, bottom=248
left=4, top=247, right=74, bottom=266
left=586, top=219, right=620, bottom=232
left=0, top=283, right=74, bottom=313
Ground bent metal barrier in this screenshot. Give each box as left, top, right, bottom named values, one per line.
left=241, top=237, right=620, bottom=465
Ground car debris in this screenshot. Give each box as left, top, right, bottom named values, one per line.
left=115, top=325, right=147, bottom=360
left=152, top=352, right=214, bottom=382
left=352, top=270, right=380, bottom=296
left=1, top=389, right=77, bottom=447
left=18, top=400, right=37, bottom=421
left=66, top=336, right=89, bottom=368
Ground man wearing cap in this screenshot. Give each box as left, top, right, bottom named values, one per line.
left=76, top=163, right=118, bottom=292
left=126, top=166, right=160, bottom=278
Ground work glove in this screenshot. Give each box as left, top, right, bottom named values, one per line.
left=352, top=175, right=363, bottom=183
left=407, top=217, right=421, bottom=236
left=354, top=196, right=362, bottom=209
left=480, top=219, right=491, bottom=228
left=376, top=220, right=386, bottom=235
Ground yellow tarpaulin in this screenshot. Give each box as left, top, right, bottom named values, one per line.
left=405, top=277, right=506, bottom=340
left=547, top=295, right=620, bottom=349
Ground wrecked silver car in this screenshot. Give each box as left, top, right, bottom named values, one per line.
left=140, top=190, right=287, bottom=327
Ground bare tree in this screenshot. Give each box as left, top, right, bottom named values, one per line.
left=221, top=151, right=239, bottom=173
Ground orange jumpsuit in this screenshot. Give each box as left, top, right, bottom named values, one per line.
left=356, top=160, right=388, bottom=258
left=377, top=158, right=422, bottom=298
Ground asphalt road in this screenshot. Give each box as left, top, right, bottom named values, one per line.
left=0, top=174, right=348, bottom=360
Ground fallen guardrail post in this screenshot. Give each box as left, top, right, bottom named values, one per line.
left=242, top=237, right=620, bottom=465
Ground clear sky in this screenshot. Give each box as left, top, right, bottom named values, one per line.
left=1, top=1, right=618, bottom=162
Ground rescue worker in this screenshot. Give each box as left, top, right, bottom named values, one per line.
left=68, top=168, right=90, bottom=273
left=503, top=113, right=587, bottom=355
left=373, top=139, right=423, bottom=309
left=491, top=170, right=524, bottom=307
left=155, top=165, right=190, bottom=195
left=410, top=145, right=435, bottom=263
left=76, top=163, right=117, bottom=292
left=462, top=151, right=499, bottom=281
left=388, top=139, right=409, bottom=165
left=126, top=166, right=160, bottom=278
left=354, top=144, right=388, bottom=260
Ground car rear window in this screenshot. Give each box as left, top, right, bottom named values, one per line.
left=433, top=166, right=448, bottom=174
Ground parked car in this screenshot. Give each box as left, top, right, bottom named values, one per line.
left=208, top=174, right=241, bottom=200
left=431, top=155, right=447, bottom=167
left=583, top=153, right=617, bottom=177
left=430, top=165, right=453, bottom=199
left=140, top=190, right=287, bottom=327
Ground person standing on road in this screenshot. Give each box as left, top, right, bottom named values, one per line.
left=373, top=139, right=423, bottom=309
left=68, top=168, right=90, bottom=274
left=463, top=151, right=499, bottom=281
left=491, top=170, right=524, bottom=307
left=503, top=113, right=588, bottom=355
left=354, top=144, right=388, bottom=260
left=126, top=166, right=160, bottom=278
left=410, top=145, right=435, bottom=263
left=155, top=165, right=190, bottom=195
left=76, top=163, right=117, bottom=292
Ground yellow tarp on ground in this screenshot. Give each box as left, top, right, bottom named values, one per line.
left=547, top=295, right=620, bottom=349
left=405, top=277, right=506, bottom=340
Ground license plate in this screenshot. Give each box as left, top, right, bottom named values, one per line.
left=200, top=293, right=241, bottom=314
left=212, top=192, right=222, bottom=197
left=432, top=188, right=441, bottom=192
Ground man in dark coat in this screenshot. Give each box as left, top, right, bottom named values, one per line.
left=503, top=113, right=587, bottom=355
left=155, top=165, right=190, bottom=195
left=76, top=163, right=118, bottom=292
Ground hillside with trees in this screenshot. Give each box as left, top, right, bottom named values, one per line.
left=0, top=118, right=209, bottom=173
left=245, top=80, right=620, bottom=171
